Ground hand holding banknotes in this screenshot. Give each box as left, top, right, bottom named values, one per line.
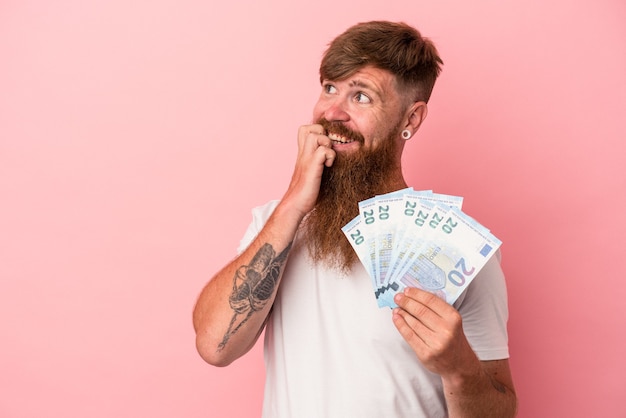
left=342, top=188, right=514, bottom=412
left=393, top=287, right=481, bottom=379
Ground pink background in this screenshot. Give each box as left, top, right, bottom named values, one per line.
left=1, top=0, right=625, bottom=417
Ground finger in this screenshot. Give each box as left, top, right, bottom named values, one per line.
left=298, top=124, right=326, bottom=145
left=296, top=124, right=334, bottom=167
left=297, top=125, right=319, bottom=154
left=299, top=131, right=331, bottom=156
left=309, top=141, right=335, bottom=167
left=307, top=135, right=334, bottom=168
left=400, top=287, right=449, bottom=317
left=309, top=123, right=326, bottom=135
left=393, top=307, right=434, bottom=341
left=392, top=308, right=430, bottom=353
left=322, top=146, right=336, bottom=167
left=394, top=290, right=448, bottom=333
left=315, top=133, right=332, bottom=148
left=298, top=124, right=324, bottom=136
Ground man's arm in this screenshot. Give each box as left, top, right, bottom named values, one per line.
left=192, top=124, right=335, bottom=367
left=392, top=288, right=517, bottom=417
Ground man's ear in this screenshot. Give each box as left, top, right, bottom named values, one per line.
left=404, top=101, right=428, bottom=133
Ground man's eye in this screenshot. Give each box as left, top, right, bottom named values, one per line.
left=355, top=92, right=371, bottom=104
left=324, top=84, right=337, bottom=94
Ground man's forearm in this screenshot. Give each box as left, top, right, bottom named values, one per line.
left=215, top=241, right=292, bottom=351
left=193, top=203, right=302, bottom=366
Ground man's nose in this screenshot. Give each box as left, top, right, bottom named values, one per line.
left=323, top=99, right=350, bottom=122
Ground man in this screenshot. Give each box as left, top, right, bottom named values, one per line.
left=193, top=21, right=517, bottom=417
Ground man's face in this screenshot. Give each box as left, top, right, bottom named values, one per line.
left=312, top=65, right=406, bottom=159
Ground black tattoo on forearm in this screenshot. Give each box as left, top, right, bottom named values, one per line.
left=217, top=242, right=292, bottom=351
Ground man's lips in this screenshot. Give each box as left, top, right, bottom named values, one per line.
left=327, top=132, right=356, bottom=144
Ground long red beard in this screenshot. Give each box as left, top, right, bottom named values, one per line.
left=300, top=123, right=402, bottom=272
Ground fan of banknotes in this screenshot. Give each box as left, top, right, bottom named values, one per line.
left=342, top=188, right=501, bottom=308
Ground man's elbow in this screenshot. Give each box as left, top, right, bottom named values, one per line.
left=195, top=333, right=235, bottom=367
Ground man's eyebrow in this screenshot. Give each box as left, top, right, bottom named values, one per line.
left=348, top=79, right=376, bottom=90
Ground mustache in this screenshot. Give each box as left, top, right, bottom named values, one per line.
left=315, top=118, right=365, bottom=144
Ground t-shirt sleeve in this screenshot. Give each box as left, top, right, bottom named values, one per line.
left=236, top=200, right=281, bottom=254
left=453, top=249, right=510, bottom=361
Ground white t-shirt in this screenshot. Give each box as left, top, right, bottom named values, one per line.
left=238, top=200, right=510, bottom=418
